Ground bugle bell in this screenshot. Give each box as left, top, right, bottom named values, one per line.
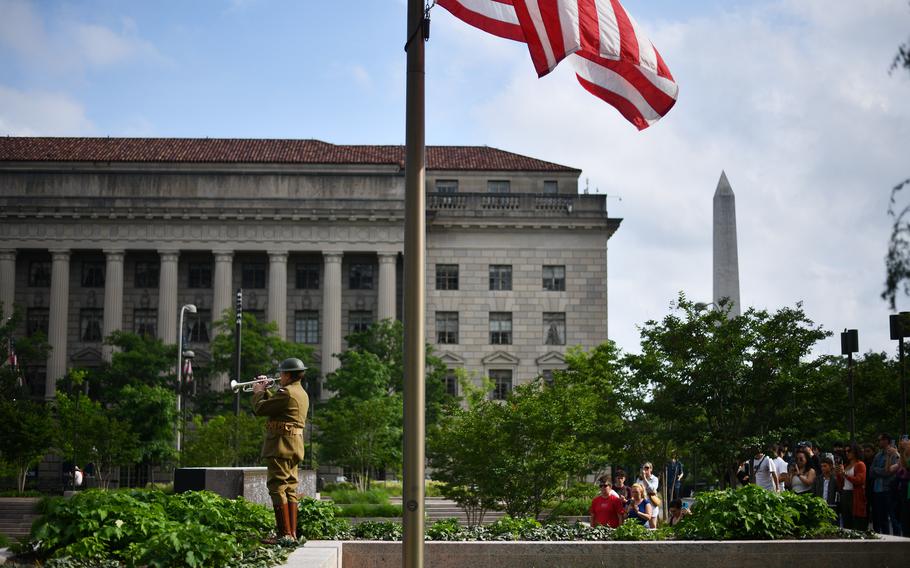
left=230, top=376, right=277, bottom=392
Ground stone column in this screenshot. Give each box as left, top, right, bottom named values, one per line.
left=212, top=251, right=234, bottom=324
left=267, top=251, right=289, bottom=340
left=0, top=249, right=16, bottom=320
left=46, top=249, right=70, bottom=399
left=377, top=253, right=397, bottom=322
left=321, top=252, right=343, bottom=380
left=101, top=250, right=125, bottom=362
left=157, top=251, right=180, bottom=344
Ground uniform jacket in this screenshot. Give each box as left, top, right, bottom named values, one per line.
left=252, top=380, right=309, bottom=461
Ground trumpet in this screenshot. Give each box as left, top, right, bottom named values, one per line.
left=230, top=375, right=277, bottom=392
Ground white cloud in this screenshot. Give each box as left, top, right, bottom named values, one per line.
left=0, top=0, right=165, bottom=72
left=350, top=64, right=373, bottom=90
left=437, top=0, right=910, bottom=356
left=0, top=86, right=94, bottom=135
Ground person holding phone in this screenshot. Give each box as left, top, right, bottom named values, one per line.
left=625, top=483, right=653, bottom=526
left=837, top=443, right=867, bottom=531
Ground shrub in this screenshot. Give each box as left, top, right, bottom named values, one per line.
left=336, top=503, right=402, bottom=517
left=486, top=516, right=542, bottom=540
left=326, top=488, right=389, bottom=505
left=322, top=481, right=355, bottom=493
left=425, top=518, right=462, bottom=541
left=675, top=485, right=838, bottom=540
left=296, top=497, right=351, bottom=540
left=26, top=489, right=287, bottom=567
left=352, top=521, right=403, bottom=540
left=546, top=497, right=591, bottom=518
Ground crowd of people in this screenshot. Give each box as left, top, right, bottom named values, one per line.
left=589, top=435, right=910, bottom=534
left=589, top=462, right=689, bottom=529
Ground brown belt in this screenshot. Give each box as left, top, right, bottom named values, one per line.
left=266, top=421, right=303, bottom=435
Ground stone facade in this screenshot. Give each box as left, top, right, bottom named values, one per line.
left=0, top=138, right=620, bottom=399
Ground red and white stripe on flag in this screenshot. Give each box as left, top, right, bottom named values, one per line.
left=183, top=359, right=193, bottom=381
left=437, top=0, right=678, bottom=129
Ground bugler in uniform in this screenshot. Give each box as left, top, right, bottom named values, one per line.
left=252, top=357, right=309, bottom=544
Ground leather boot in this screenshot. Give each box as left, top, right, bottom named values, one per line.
left=288, top=502, right=298, bottom=540
left=279, top=502, right=293, bottom=539
left=261, top=505, right=286, bottom=545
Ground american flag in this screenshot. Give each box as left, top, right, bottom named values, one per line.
left=6, top=338, right=16, bottom=369
left=438, top=0, right=678, bottom=130
left=182, top=358, right=193, bottom=382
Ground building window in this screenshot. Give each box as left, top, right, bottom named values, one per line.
left=28, top=261, right=51, bottom=288
left=26, top=308, right=49, bottom=337
left=246, top=309, right=266, bottom=323
left=81, top=261, right=105, bottom=288
left=544, top=312, right=566, bottom=345
left=349, top=264, right=374, bottom=290
left=435, top=179, right=459, bottom=193
left=134, top=309, right=157, bottom=338
left=490, top=312, right=512, bottom=345
left=435, top=264, right=459, bottom=290
left=541, top=369, right=555, bottom=386
left=242, top=263, right=266, bottom=289
left=296, top=264, right=320, bottom=290
left=436, top=312, right=459, bottom=344
left=487, top=180, right=511, bottom=193
left=542, top=265, right=566, bottom=291
left=134, top=261, right=159, bottom=288
left=443, top=370, right=459, bottom=397
left=490, top=370, right=513, bottom=400
left=489, top=265, right=512, bottom=291
left=543, top=180, right=558, bottom=194
left=349, top=310, right=373, bottom=334
left=295, top=310, right=319, bottom=344
left=80, top=308, right=103, bottom=342
left=188, top=263, right=212, bottom=289
left=185, top=309, right=211, bottom=343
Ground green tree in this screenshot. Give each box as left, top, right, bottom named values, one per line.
left=429, top=343, right=630, bottom=520
left=315, top=350, right=402, bottom=490
left=109, top=384, right=177, bottom=464
left=0, top=399, right=54, bottom=492
left=54, top=375, right=141, bottom=489
left=627, top=294, right=829, bottom=487
left=211, top=310, right=315, bottom=382
left=181, top=413, right=267, bottom=467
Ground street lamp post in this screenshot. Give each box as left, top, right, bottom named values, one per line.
left=841, top=329, right=859, bottom=443
left=176, top=304, right=197, bottom=453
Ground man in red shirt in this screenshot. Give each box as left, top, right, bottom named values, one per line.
left=590, top=476, right=625, bottom=528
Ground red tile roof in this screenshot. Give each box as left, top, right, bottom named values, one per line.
left=0, top=137, right=579, bottom=172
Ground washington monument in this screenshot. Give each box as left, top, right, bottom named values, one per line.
left=713, top=171, right=741, bottom=317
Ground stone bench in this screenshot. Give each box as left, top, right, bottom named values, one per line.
left=174, top=467, right=316, bottom=507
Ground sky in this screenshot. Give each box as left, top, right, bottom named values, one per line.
left=1, top=0, right=909, bottom=360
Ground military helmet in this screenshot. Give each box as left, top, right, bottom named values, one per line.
left=278, top=358, right=307, bottom=373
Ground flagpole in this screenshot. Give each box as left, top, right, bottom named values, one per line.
left=403, top=0, right=426, bottom=567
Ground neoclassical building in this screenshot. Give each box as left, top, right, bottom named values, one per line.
left=0, top=138, right=620, bottom=400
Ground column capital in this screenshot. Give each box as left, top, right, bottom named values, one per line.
left=0, top=249, right=16, bottom=262
left=214, top=251, right=234, bottom=262
left=158, top=250, right=180, bottom=262
left=268, top=251, right=289, bottom=262
left=378, top=253, right=398, bottom=265
left=323, top=252, right=343, bottom=264
left=103, top=249, right=125, bottom=261
left=49, top=249, right=70, bottom=260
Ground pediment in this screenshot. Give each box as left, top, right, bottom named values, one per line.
left=437, top=351, right=465, bottom=366
left=70, top=347, right=102, bottom=364
left=481, top=350, right=520, bottom=366
left=535, top=351, right=566, bottom=366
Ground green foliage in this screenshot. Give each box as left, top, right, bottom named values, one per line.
left=296, top=497, right=351, bottom=540
left=675, top=485, right=837, bottom=540
left=211, top=310, right=314, bottom=385
left=97, top=331, right=177, bottom=394
left=425, top=518, right=462, bottom=540
left=547, top=497, right=592, bottom=518
left=28, top=489, right=282, bottom=567
left=612, top=518, right=657, bottom=541
left=181, top=413, right=266, bottom=467
left=429, top=343, right=630, bottom=521
left=54, top=386, right=141, bottom=489
left=109, top=384, right=177, bottom=464
left=351, top=520, right=403, bottom=540
left=486, top=516, right=542, bottom=539
left=326, top=488, right=390, bottom=504
left=0, top=397, right=54, bottom=492
left=628, top=294, right=830, bottom=486
left=336, top=503, right=402, bottom=517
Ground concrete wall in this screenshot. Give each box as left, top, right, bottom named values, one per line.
left=288, top=537, right=910, bottom=568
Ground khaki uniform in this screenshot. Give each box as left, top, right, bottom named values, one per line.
left=252, top=380, right=309, bottom=507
